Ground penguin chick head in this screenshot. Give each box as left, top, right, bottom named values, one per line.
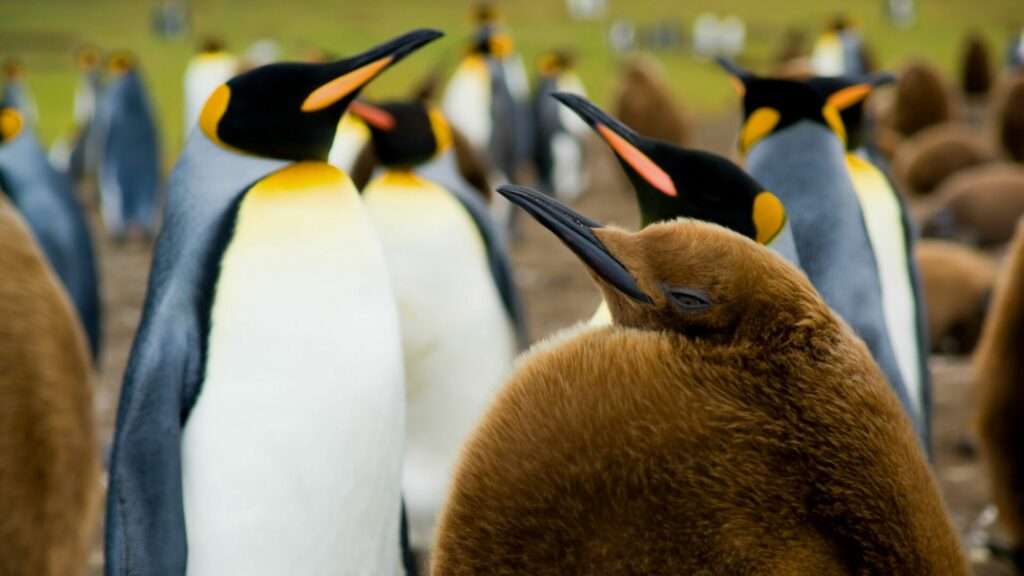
left=498, top=184, right=816, bottom=341
left=717, top=58, right=849, bottom=153
left=198, top=29, right=442, bottom=161
left=347, top=99, right=452, bottom=168
left=0, top=107, right=24, bottom=143
left=551, top=92, right=786, bottom=244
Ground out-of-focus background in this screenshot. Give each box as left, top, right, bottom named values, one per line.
left=3, top=0, right=1024, bottom=573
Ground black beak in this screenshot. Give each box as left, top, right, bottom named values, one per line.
left=496, top=184, right=652, bottom=304
left=347, top=29, right=444, bottom=69
left=715, top=56, right=755, bottom=84
left=551, top=91, right=643, bottom=146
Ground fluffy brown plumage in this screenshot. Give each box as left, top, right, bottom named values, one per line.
left=0, top=194, right=99, bottom=575
left=916, top=239, right=997, bottom=354
left=891, top=122, right=997, bottom=195
left=892, top=60, right=956, bottom=138
left=998, top=74, right=1024, bottom=163
left=432, top=217, right=968, bottom=575
left=611, top=57, right=692, bottom=147
left=921, top=163, right=1024, bottom=246
left=961, top=32, right=994, bottom=97
left=975, top=218, right=1024, bottom=550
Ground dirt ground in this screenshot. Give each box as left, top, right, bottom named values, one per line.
left=86, top=115, right=1017, bottom=574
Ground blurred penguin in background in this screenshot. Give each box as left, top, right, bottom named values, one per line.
left=961, top=32, right=994, bottom=100
left=998, top=74, right=1024, bottom=163
left=64, top=45, right=104, bottom=183
left=104, top=30, right=442, bottom=575
left=1006, top=25, right=1024, bottom=72
left=0, top=192, right=99, bottom=576
left=532, top=50, right=590, bottom=202
left=95, top=52, right=161, bottom=239
left=352, top=98, right=524, bottom=555
left=811, top=15, right=870, bottom=77
left=2, top=59, right=38, bottom=127
left=0, top=104, right=102, bottom=361
left=611, top=57, right=692, bottom=147
left=183, top=37, right=238, bottom=136
left=442, top=2, right=531, bottom=226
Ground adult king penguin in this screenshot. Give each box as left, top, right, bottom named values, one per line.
left=95, top=53, right=161, bottom=238
left=531, top=51, right=590, bottom=202
left=432, top=184, right=968, bottom=575
left=551, top=92, right=796, bottom=325
left=717, top=58, right=924, bottom=447
left=66, top=46, right=103, bottom=183
left=104, top=29, right=442, bottom=576
left=0, top=104, right=102, bottom=361
left=351, top=98, right=524, bottom=554
left=806, top=72, right=933, bottom=451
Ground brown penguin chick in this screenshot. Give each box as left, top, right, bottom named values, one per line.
left=975, top=218, right=1024, bottom=553
left=610, top=57, right=692, bottom=147
left=921, top=163, right=1024, bottom=246
left=431, top=184, right=969, bottom=576
left=997, top=74, right=1024, bottom=163
left=0, top=194, right=99, bottom=575
left=915, top=239, right=997, bottom=354
left=961, top=32, right=994, bottom=98
left=891, top=122, right=997, bottom=195
left=892, top=60, right=957, bottom=138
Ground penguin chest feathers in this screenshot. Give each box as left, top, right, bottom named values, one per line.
left=181, top=162, right=405, bottom=575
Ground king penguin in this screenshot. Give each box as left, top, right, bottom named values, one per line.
left=66, top=45, right=103, bottom=183
left=183, top=37, right=239, bottom=136
left=717, top=58, right=924, bottom=448
left=806, top=72, right=933, bottom=451
left=351, top=98, right=525, bottom=554
left=95, top=52, right=161, bottom=238
left=550, top=92, right=796, bottom=325
left=0, top=104, right=102, bottom=361
left=431, top=183, right=968, bottom=575
left=103, top=29, right=442, bottom=576
left=531, top=51, right=590, bottom=202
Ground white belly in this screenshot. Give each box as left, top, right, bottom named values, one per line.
left=181, top=163, right=405, bottom=575
left=327, top=113, right=370, bottom=174
left=442, top=57, right=492, bottom=154
left=363, top=172, right=518, bottom=551
left=847, top=154, right=923, bottom=417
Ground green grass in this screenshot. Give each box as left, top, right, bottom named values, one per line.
left=1, top=0, right=1018, bottom=162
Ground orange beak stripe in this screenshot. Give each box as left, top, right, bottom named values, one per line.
left=348, top=101, right=396, bottom=131
left=301, top=56, right=394, bottom=113
left=596, top=124, right=677, bottom=197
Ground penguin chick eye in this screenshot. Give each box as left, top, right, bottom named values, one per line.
left=665, top=288, right=713, bottom=313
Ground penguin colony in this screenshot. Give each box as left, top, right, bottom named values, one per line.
left=4, top=7, right=1024, bottom=575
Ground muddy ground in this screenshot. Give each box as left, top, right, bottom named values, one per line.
left=86, top=115, right=1016, bottom=574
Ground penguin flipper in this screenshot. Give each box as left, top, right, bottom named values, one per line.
left=447, top=185, right=528, bottom=347
left=105, top=305, right=200, bottom=575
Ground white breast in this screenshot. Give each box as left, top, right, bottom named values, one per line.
left=442, top=57, right=492, bottom=153
left=847, top=154, right=923, bottom=417
left=363, top=172, right=518, bottom=551
left=181, top=163, right=405, bottom=575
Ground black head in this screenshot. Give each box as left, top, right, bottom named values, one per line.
left=717, top=58, right=850, bottom=153
left=198, top=29, right=443, bottom=161
left=804, top=73, right=897, bottom=150
left=348, top=99, right=452, bottom=167
left=552, top=92, right=786, bottom=245
left=0, top=106, right=24, bottom=144
left=75, top=45, right=102, bottom=71
left=107, top=51, right=136, bottom=76
left=468, top=23, right=513, bottom=58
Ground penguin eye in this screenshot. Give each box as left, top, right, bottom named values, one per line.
left=666, top=288, right=713, bottom=313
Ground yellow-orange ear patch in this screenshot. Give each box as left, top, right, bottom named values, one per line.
left=827, top=84, right=872, bottom=111
left=0, top=108, right=24, bottom=141
left=596, top=124, right=677, bottom=197
left=427, top=106, right=453, bottom=154
left=199, top=84, right=231, bottom=144
left=752, top=191, right=786, bottom=245
left=728, top=75, right=746, bottom=97
left=739, top=107, right=780, bottom=154
left=822, top=104, right=848, bottom=146
left=302, top=56, right=394, bottom=113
